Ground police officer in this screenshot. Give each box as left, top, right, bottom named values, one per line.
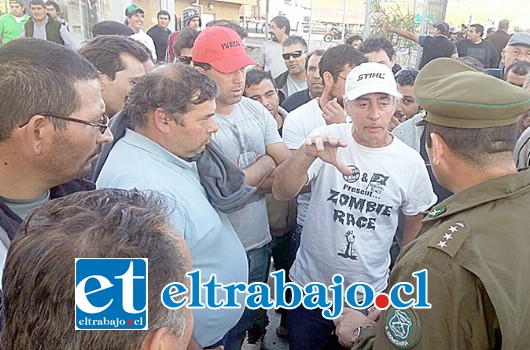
left=333, top=58, right=530, bottom=349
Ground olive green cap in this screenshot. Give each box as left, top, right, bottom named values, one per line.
left=415, top=58, right=530, bottom=128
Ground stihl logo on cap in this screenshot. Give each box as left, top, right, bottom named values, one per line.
left=221, top=41, right=241, bottom=50
left=357, top=72, right=386, bottom=81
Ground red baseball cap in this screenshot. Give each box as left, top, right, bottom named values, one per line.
left=192, top=26, right=256, bottom=73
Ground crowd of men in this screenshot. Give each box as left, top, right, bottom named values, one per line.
left=1, top=2, right=530, bottom=350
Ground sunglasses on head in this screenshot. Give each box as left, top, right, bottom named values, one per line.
left=282, top=50, right=304, bottom=60
left=175, top=56, right=192, bottom=65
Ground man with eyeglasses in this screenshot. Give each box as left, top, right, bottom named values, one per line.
left=274, top=35, right=308, bottom=103
left=0, top=38, right=113, bottom=287
left=79, top=35, right=150, bottom=118
left=273, top=62, right=435, bottom=350
left=171, top=28, right=198, bottom=64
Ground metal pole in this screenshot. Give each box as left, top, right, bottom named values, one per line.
left=265, top=0, right=269, bottom=40
left=308, top=0, right=313, bottom=51
left=363, top=0, right=371, bottom=38
left=341, top=0, right=346, bottom=43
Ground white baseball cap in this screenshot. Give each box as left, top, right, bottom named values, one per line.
left=345, top=62, right=401, bottom=101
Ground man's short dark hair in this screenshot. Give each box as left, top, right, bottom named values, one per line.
left=283, top=35, right=307, bottom=51
left=245, top=69, right=276, bottom=91
left=127, top=64, right=219, bottom=129
left=506, top=61, right=530, bottom=77
left=44, top=0, right=59, bottom=12
left=346, top=35, right=363, bottom=45
left=172, top=28, right=199, bottom=56
left=305, top=49, right=326, bottom=70
left=425, top=122, right=518, bottom=165
left=395, top=69, right=419, bottom=86
left=206, top=20, right=247, bottom=39
left=157, top=10, right=170, bottom=20
left=0, top=39, right=97, bottom=142
left=271, top=16, right=290, bottom=36
left=79, top=35, right=150, bottom=80
left=471, top=23, right=484, bottom=37
left=498, top=19, right=509, bottom=31
left=29, top=0, right=45, bottom=7
left=359, top=36, right=395, bottom=61
left=319, top=44, right=367, bottom=84
left=1, top=188, right=188, bottom=350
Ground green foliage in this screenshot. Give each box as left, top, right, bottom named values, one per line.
left=368, top=0, right=416, bottom=48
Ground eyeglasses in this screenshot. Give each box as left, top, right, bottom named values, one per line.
left=175, top=56, right=192, bottom=65
left=19, top=113, right=110, bottom=135
left=337, top=75, right=347, bottom=81
left=282, top=50, right=305, bottom=60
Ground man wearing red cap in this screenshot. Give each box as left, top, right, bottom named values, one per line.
left=193, top=26, right=291, bottom=349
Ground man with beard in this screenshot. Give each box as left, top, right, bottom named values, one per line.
left=125, top=4, right=156, bottom=61
left=0, top=38, right=113, bottom=283
left=282, top=44, right=367, bottom=264
left=282, top=50, right=326, bottom=112
left=193, top=26, right=291, bottom=349
left=275, top=35, right=308, bottom=102
left=259, top=15, right=290, bottom=78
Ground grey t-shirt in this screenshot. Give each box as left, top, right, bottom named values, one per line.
left=0, top=191, right=50, bottom=287
left=280, top=75, right=308, bottom=100
left=259, top=40, right=287, bottom=79
left=212, top=97, right=283, bottom=251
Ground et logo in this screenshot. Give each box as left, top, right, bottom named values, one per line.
left=75, top=258, right=148, bottom=330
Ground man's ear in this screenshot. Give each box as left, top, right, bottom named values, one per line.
left=428, top=132, right=446, bottom=166
left=20, top=115, right=54, bottom=156
left=322, top=71, right=334, bottom=87
left=193, top=64, right=205, bottom=75
left=152, top=108, right=175, bottom=133
left=97, top=71, right=108, bottom=91
left=139, top=327, right=180, bottom=350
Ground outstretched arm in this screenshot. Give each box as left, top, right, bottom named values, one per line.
left=272, top=135, right=351, bottom=201
left=386, top=25, right=420, bottom=44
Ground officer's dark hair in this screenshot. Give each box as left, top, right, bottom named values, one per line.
left=172, top=27, right=199, bottom=57
left=0, top=39, right=97, bottom=142
left=244, top=69, right=277, bottom=91
left=44, top=0, right=60, bottom=13
left=305, top=49, right=326, bottom=70
left=79, top=35, right=150, bottom=81
left=346, top=35, right=363, bottom=45
left=157, top=10, right=170, bottom=21
left=1, top=189, right=188, bottom=350
left=283, top=35, right=307, bottom=51
left=126, top=64, right=218, bottom=130
left=271, top=15, right=290, bottom=36
left=359, top=36, right=395, bottom=61
left=319, top=44, right=367, bottom=85
left=471, top=23, right=484, bottom=37
left=425, top=121, right=518, bottom=165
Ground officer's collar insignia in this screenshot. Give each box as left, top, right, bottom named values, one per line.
left=384, top=307, right=421, bottom=349
left=427, top=204, right=446, bottom=218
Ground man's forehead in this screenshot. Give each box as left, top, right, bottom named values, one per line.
left=308, top=54, right=322, bottom=66
left=247, top=79, right=276, bottom=94
left=356, top=93, right=391, bottom=101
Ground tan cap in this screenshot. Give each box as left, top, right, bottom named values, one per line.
left=415, top=58, right=530, bottom=128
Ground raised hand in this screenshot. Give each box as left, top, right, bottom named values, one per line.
left=303, top=135, right=353, bottom=176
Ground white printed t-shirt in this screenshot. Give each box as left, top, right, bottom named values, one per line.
left=290, top=123, right=437, bottom=298
left=282, top=98, right=325, bottom=226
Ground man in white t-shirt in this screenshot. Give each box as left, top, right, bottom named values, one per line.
left=125, top=4, right=157, bottom=61
left=273, top=62, right=436, bottom=350
left=282, top=44, right=367, bottom=258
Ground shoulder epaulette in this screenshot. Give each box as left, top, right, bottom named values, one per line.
left=427, top=221, right=470, bottom=258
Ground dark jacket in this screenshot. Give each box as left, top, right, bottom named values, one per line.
left=0, top=179, right=95, bottom=240
left=24, top=16, right=64, bottom=45
left=274, top=70, right=290, bottom=104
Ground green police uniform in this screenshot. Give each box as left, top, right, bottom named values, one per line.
left=353, top=58, right=530, bottom=349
